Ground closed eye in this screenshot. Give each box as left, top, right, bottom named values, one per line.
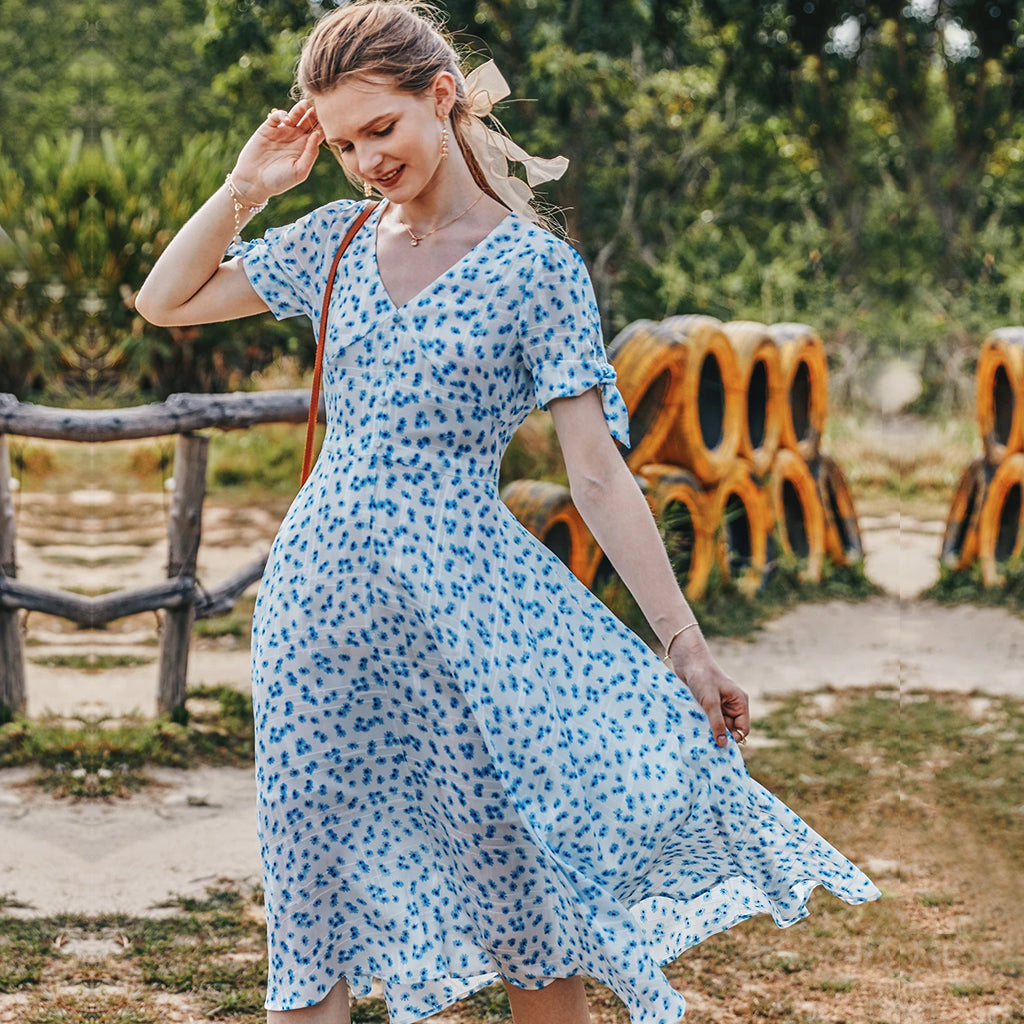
left=328, top=122, right=395, bottom=156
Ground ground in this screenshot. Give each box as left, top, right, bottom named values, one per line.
left=1, top=414, right=1023, bottom=1022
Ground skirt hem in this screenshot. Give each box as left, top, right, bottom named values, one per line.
left=263, top=876, right=879, bottom=1024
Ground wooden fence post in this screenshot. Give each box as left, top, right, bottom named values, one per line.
left=157, top=432, right=208, bottom=714
left=0, top=435, right=25, bottom=716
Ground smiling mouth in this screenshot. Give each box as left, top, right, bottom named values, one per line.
left=376, top=166, right=404, bottom=185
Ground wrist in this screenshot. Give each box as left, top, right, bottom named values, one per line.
left=224, top=172, right=270, bottom=243
left=662, top=619, right=701, bottom=661
left=225, top=172, right=271, bottom=209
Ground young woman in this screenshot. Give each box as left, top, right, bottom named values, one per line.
left=136, top=3, right=879, bottom=1022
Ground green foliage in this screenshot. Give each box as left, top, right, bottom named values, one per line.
left=206, top=423, right=314, bottom=495
left=4, top=2, right=1024, bottom=409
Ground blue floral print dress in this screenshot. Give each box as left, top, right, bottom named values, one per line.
left=236, top=199, right=880, bottom=1024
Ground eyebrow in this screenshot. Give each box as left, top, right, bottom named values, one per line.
left=325, top=112, right=397, bottom=144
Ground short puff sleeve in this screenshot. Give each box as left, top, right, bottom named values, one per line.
left=518, top=240, right=631, bottom=448
left=225, top=199, right=361, bottom=322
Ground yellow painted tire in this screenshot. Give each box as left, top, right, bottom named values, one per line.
left=977, top=452, right=1024, bottom=586
left=769, top=322, right=829, bottom=461
left=637, top=463, right=716, bottom=601
left=940, top=459, right=989, bottom=571
left=500, top=479, right=598, bottom=587
left=658, top=314, right=744, bottom=483
left=811, top=453, right=864, bottom=566
left=976, top=329, right=1024, bottom=465
left=722, top=320, right=784, bottom=478
left=606, top=319, right=692, bottom=473
left=707, top=460, right=774, bottom=596
left=766, top=449, right=827, bottom=583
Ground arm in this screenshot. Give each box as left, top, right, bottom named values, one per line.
left=134, top=101, right=325, bottom=327
left=548, top=387, right=750, bottom=748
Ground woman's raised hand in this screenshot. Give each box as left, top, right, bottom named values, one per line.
left=229, top=100, right=326, bottom=205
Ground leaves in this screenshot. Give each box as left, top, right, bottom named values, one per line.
left=3, top=0, right=1024, bottom=409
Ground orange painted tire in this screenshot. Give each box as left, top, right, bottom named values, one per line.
left=810, top=454, right=864, bottom=566
left=658, top=314, right=744, bottom=483
left=500, top=479, right=598, bottom=586
left=722, top=320, right=784, bottom=477
left=976, top=329, right=1024, bottom=465
left=769, top=323, right=829, bottom=461
left=766, top=449, right=827, bottom=582
left=977, top=452, right=1024, bottom=586
left=637, top=463, right=716, bottom=601
left=707, top=460, right=774, bottom=596
left=940, top=459, right=989, bottom=570
left=606, top=319, right=692, bottom=472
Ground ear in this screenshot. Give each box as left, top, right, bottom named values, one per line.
left=430, top=71, right=458, bottom=118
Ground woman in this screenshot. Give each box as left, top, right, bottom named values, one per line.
left=136, top=3, right=879, bottom=1022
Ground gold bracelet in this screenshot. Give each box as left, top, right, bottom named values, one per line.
left=225, top=173, right=269, bottom=243
left=662, top=620, right=700, bottom=662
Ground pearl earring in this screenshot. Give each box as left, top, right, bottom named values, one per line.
left=440, top=119, right=449, bottom=161
left=363, top=180, right=373, bottom=198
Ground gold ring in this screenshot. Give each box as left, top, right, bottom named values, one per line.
left=735, top=731, right=747, bottom=746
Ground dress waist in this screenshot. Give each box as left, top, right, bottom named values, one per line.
left=317, top=433, right=501, bottom=489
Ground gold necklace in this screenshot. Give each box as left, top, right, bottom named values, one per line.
left=398, top=192, right=485, bottom=247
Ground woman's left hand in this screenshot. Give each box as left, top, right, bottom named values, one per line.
left=668, top=636, right=750, bottom=749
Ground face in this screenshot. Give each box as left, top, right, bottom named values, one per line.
left=315, top=75, right=453, bottom=201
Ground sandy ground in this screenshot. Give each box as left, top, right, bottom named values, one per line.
left=2, top=491, right=1023, bottom=916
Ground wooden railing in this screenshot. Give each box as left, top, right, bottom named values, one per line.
left=0, top=390, right=314, bottom=716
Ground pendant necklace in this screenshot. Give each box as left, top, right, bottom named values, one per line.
left=398, top=191, right=485, bottom=247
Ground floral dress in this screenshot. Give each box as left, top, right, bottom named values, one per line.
left=235, top=198, right=879, bottom=1024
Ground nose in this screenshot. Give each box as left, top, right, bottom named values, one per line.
left=357, top=142, right=385, bottom=179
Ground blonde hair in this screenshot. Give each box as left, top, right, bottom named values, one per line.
left=297, top=0, right=554, bottom=225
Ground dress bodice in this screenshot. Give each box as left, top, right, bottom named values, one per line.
left=232, top=198, right=630, bottom=489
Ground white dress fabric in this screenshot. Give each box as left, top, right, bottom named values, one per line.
left=236, top=199, right=880, bottom=1024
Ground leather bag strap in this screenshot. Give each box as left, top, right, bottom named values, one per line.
left=301, top=201, right=379, bottom=485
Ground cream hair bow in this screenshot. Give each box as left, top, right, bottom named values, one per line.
left=460, top=60, right=570, bottom=219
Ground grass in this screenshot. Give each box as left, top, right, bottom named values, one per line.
left=823, top=410, right=977, bottom=513
left=193, top=594, right=257, bottom=639
left=2, top=687, right=1023, bottom=1023
left=37, top=551, right=142, bottom=567
left=0, top=685, right=254, bottom=797
left=28, top=653, right=156, bottom=672
left=205, top=424, right=314, bottom=496
left=55, top=585, right=123, bottom=597
left=923, top=558, right=1024, bottom=616
left=596, top=545, right=881, bottom=643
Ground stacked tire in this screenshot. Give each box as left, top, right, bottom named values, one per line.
left=502, top=316, right=863, bottom=601
left=942, top=329, right=1024, bottom=585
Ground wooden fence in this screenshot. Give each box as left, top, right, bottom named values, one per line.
left=0, top=390, right=315, bottom=716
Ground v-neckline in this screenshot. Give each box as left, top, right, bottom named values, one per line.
left=370, top=199, right=515, bottom=312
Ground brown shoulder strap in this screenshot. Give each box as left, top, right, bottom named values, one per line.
left=301, top=201, right=379, bottom=485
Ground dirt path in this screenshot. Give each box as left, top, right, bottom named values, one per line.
left=2, top=492, right=1023, bottom=917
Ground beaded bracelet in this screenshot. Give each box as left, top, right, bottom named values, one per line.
left=662, top=620, right=700, bottom=663
left=225, top=172, right=269, bottom=243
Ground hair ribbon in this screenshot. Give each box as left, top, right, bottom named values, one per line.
left=460, top=60, right=569, bottom=220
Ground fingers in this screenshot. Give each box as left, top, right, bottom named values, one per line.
left=678, top=664, right=750, bottom=750
left=705, top=703, right=730, bottom=749
left=731, top=702, right=752, bottom=741
left=293, top=126, right=326, bottom=179
left=266, top=101, right=320, bottom=134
